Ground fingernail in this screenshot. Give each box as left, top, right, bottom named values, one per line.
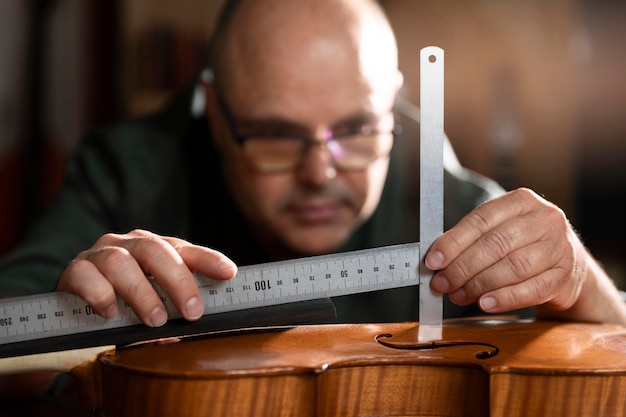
left=430, top=274, right=450, bottom=293
left=103, top=303, right=118, bottom=318
left=185, top=297, right=204, bottom=320
left=480, top=296, right=497, bottom=311
left=217, top=259, right=237, bottom=275
left=149, top=306, right=168, bottom=327
left=425, top=250, right=445, bottom=270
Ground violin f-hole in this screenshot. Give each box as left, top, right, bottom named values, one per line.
left=375, top=333, right=500, bottom=359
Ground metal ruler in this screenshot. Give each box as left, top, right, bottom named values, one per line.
left=418, top=46, right=445, bottom=342
left=0, top=243, right=420, bottom=345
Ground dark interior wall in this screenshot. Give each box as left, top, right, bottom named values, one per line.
left=576, top=1, right=626, bottom=283
left=0, top=0, right=120, bottom=254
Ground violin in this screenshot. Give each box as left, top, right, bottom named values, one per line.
left=52, top=317, right=626, bottom=416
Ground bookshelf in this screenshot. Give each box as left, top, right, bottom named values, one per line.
left=120, top=0, right=224, bottom=117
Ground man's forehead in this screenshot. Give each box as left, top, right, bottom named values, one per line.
left=222, top=0, right=392, bottom=70
left=232, top=0, right=375, bottom=24
left=222, top=56, right=395, bottom=128
left=227, top=9, right=394, bottom=92
left=225, top=82, right=383, bottom=128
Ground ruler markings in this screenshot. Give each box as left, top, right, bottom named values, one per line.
left=0, top=242, right=420, bottom=345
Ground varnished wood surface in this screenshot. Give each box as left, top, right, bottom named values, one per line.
left=90, top=317, right=626, bottom=417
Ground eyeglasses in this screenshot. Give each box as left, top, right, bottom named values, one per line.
left=216, top=95, right=398, bottom=174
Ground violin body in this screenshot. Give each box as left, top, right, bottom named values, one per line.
left=87, top=317, right=626, bottom=417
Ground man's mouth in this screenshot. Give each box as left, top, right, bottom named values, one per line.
left=289, top=200, right=342, bottom=223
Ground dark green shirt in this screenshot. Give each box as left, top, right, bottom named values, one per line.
left=0, top=86, right=504, bottom=322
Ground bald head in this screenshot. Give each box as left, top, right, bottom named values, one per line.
left=209, top=0, right=401, bottom=116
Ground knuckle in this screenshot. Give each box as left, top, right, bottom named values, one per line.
left=163, top=270, right=192, bottom=291
left=129, top=235, right=176, bottom=270
left=95, top=246, right=133, bottom=272
left=513, top=187, right=536, bottom=200
left=500, top=277, right=553, bottom=312
left=144, top=233, right=172, bottom=252
left=128, top=285, right=159, bottom=310
left=482, top=230, right=511, bottom=260
left=89, top=289, right=115, bottom=309
left=96, top=232, right=124, bottom=245
left=442, top=233, right=465, bottom=256
left=466, top=277, right=488, bottom=299
left=505, top=252, right=534, bottom=281
left=124, top=278, right=143, bottom=298
left=172, top=241, right=195, bottom=258
left=507, top=286, right=527, bottom=310
left=137, top=235, right=168, bottom=257
left=511, top=187, right=543, bottom=207
left=58, top=259, right=90, bottom=291
left=164, top=235, right=191, bottom=248
left=530, top=276, right=554, bottom=305
left=465, top=211, right=491, bottom=234
left=447, top=260, right=473, bottom=286
left=96, top=229, right=155, bottom=247
left=64, top=258, right=90, bottom=276
left=499, top=285, right=521, bottom=309
left=545, top=205, right=569, bottom=230
left=128, top=229, right=154, bottom=238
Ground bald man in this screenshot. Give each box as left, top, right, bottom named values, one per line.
left=2, top=0, right=625, bottom=341
left=2, top=0, right=626, bottom=401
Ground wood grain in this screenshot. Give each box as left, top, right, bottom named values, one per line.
left=87, top=318, right=626, bottom=416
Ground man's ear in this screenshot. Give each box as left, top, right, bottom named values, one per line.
left=200, top=69, right=223, bottom=148
left=201, top=69, right=217, bottom=117
left=395, top=70, right=404, bottom=95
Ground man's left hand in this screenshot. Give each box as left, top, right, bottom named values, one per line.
left=426, top=187, right=626, bottom=324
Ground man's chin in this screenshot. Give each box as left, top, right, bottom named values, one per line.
left=282, top=227, right=350, bottom=256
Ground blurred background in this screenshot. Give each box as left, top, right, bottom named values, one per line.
left=0, top=0, right=624, bottom=287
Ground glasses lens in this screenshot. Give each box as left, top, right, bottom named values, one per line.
left=242, top=137, right=304, bottom=172
left=221, top=89, right=396, bottom=174
left=240, top=132, right=394, bottom=173
left=329, top=133, right=394, bottom=170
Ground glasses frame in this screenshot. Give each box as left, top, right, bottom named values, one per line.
left=214, top=90, right=400, bottom=173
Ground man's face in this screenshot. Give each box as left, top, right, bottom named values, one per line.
left=206, top=1, right=401, bottom=257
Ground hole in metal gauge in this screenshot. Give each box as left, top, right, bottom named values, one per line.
left=428, top=54, right=437, bottom=63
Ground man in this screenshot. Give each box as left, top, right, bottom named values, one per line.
left=1, top=0, right=625, bottom=337
left=3, top=0, right=626, bottom=405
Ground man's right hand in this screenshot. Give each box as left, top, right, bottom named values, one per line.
left=56, top=229, right=238, bottom=327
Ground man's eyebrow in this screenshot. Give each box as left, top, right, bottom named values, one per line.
left=235, top=116, right=308, bottom=134
left=332, top=112, right=380, bottom=129
left=236, top=111, right=381, bottom=133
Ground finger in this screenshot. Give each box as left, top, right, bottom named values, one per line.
left=476, top=267, right=580, bottom=314
left=120, top=234, right=204, bottom=323
left=162, top=237, right=238, bottom=280
left=430, top=212, right=536, bottom=295
left=446, top=239, right=560, bottom=306
left=435, top=208, right=551, bottom=294
left=101, top=231, right=238, bottom=280
left=425, top=188, right=543, bottom=271
left=86, top=246, right=169, bottom=327
left=430, top=190, right=568, bottom=296
left=58, top=259, right=120, bottom=319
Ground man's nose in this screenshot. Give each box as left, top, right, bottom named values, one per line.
left=296, top=140, right=337, bottom=186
